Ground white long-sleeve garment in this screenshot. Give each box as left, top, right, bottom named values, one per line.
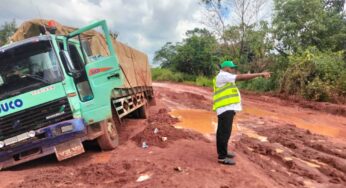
left=215, top=70, right=242, bottom=115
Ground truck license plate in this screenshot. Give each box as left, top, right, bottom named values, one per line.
left=54, top=139, right=85, bottom=161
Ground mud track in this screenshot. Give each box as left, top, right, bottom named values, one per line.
left=1, top=82, right=345, bottom=188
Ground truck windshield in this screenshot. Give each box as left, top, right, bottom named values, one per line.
left=0, top=40, right=63, bottom=100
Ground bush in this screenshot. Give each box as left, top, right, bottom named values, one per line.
left=151, top=68, right=196, bottom=82
left=195, top=76, right=213, bottom=87
left=304, top=77, right=330, bottom=101
left=151, top=68, right=214, bottom=87
left=152, top=68, right=177, bottom=81
left=280, top=47, right=346, bottom=102
left=237, top=77, right=274, bottom=92
left=336, top=72, right=346, bottom=97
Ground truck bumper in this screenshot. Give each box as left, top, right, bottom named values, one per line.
left=0, top=118, right=86, bottom=169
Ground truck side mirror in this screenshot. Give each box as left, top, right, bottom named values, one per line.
left=59, top=50, right=81, bottom=78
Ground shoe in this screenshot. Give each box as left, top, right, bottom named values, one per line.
left=218, top=157, right=236, bottom=165
left=227, top=152, right=235, bottom=158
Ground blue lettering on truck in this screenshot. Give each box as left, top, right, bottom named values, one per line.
left=0, top=99, right=23, bottom=113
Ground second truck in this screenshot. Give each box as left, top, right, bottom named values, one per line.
left=0, top=19, right=154, bottom=169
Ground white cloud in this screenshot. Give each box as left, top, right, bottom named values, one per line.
left=0, top=0, right=206, bottom=63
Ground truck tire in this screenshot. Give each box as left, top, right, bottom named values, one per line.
left=97, top=118, right=119, bottom=150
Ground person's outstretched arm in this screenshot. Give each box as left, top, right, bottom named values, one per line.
left=235, top=72, right=271, bottom=81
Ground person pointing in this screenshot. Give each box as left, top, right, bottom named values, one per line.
left=213, top=60, right=271, bottom=165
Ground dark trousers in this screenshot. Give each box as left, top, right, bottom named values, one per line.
left=217, top=110, right=235, bottom=159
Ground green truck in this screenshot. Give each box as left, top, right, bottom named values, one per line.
left=0, top=19, right=154, bottom=169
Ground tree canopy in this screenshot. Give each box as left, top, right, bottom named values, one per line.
left=0, top=20, right=16, bottom=46
left=154, top=28, right=219, bottom=77
left=273, top=0, right=346, bottom=53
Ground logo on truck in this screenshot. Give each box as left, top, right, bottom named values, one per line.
left=88, top=67, right=112, bottom=76
left=0, top=99, right=23, bottom=114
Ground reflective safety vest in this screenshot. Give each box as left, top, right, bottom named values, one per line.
left=213, top=78, right=241, bottom=111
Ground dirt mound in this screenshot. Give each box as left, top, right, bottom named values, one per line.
left=178, top=92, right=212, bottom=110
left=236, top=123, right=346, bottom=187
left=132, top=108, right=210, bottom=148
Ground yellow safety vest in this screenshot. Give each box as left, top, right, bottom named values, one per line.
left=213, top=78, right=241, bottom=111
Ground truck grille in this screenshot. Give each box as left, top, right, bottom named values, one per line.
left=0, top=98, right=73, bottom=141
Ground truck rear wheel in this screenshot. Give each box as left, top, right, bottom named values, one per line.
left=97, top=118, right=119, bottom=150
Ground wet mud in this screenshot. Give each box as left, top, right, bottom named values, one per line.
left=1, top=82, right=346, bottom=188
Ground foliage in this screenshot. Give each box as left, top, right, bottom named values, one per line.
left=151, top=68, right=213, bottom=87
left=154, top=28, right=219, bottom=77
left=237, top=77, right=273, bottom=92
left=151, top=68, right=196, bottom=83
left=272, top=0, right=346, bottom=53
left=0, top=20, right=16, bottom=46
left=280, top=48, right=346, bottom=101
left=195, top=76, right=213, bottom=87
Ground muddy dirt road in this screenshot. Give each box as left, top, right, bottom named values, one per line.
left=1, top=82, right=346, bottom=188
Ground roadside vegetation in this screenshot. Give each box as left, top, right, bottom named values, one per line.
left=152, top=68, right=213, bottom=87
left=153, top=0, right=346, bottom=103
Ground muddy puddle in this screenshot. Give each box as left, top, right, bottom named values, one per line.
left=169, top=109, right=237, bottom=134
left=169, top=109, right=270, bottom=143
left=169, top=109, right=218, bottom=134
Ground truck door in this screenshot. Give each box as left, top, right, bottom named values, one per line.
left=65, top=20, right=122, bottom=123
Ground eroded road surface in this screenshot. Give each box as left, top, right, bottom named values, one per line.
left=1, top=82, right=346, bottom=188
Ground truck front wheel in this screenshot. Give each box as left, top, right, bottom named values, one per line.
left=97, top=118, right=119, bottom=150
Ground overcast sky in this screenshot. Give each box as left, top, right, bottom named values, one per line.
left=0, top=0, right=208, bottom=63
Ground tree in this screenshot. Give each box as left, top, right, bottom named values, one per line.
left=154, top=28, right=218, bottom=77
left=231, top=0, right=269, bottom=56
left=153, top=42, right=177, bottom=69
left=324, top=0, right=345, bottom=13
left=200, top=0, right=226, bottom=39
left=201, top=0, right=272, bottom=67
left=244, top=21, right=274, bottom=72
left=221, top=21, right=273, bottom=72
left=0, top=20, right=16, bottom=46
left=272, top=0, right=346, bottom=53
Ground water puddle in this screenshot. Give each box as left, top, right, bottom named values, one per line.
left=169, top=109, right=250, bottom=140
left=170, top=109, right=218, bottom=134
left=169, top=106, right=346, bottom=140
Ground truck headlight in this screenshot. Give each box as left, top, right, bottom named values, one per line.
left=0, top=141, right=4, bottom=148
left=28, top=130, right=36, bottom=138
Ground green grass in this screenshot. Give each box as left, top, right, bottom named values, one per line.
left=195, top=76, right=213, bottom=87
left=152, top=68, right=213, bottom=87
